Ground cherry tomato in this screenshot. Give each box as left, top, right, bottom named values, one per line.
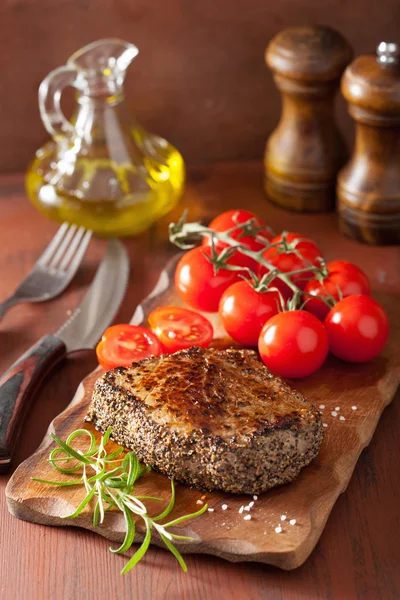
left=96, top=324, right=163, bottom=371
left=324, top=295, right=389, bottom=363
left=258, top=310, right=329, bottom=378
left=148, top=306, right=213, bottom=353
left=175, top=246, right=246, bottom=312
left=219, top=281, right=281, bottom=346
left=304, top=260, right=371, bottom=320
left=203, top=209, right=273, bottom=252
left=258, top=232, right=323, bottom=298
left=203, top=209, right=273, bottom=271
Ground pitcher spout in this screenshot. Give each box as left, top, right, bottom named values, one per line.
left=68, top=38, right=139, bottom=81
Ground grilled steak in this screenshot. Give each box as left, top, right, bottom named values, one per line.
left=86, top=346, right=323, bottom=495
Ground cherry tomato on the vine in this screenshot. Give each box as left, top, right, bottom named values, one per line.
left=175, top=246, right=246, bottom=312
left=148, top=306, right=213, bottom=353
left=96, top=324, right=163, bottom=371
left=203, top=209, right=273, bottom=252
left=324, top=295, right=389, bottom=363
left=203, top=209, right=273, bottom=272
left=258, top=232, right=323, bottom=298
left=258, top=310, right=329, bottom=378
left=304, top=260, right=371, bottom=321
left=219, top=281, right=281, bottom=347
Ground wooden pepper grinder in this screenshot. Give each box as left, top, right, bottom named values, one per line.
left=337, top=42, right=400, bottom=245
left=265, top=26, right=353, bottom=211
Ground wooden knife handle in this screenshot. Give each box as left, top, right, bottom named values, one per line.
left=0, top=334, right=66, bottom=473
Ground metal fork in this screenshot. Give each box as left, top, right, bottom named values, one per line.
left=0, top=223, right=93, bottom=320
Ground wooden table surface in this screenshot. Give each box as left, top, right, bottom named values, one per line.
left=0, top=163, right=399, bottom=600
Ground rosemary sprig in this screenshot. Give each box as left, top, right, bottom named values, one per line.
left=169, top=213, right=333, bottom=309
left=32, top=428, right=207, bottom=574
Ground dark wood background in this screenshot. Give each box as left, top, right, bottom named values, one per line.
left=1, top=0, right=399, bottom=172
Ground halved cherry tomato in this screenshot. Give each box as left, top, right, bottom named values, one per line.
left=258, top=310, right=329, bottom=378
left=203, top=209, right=273, bottom=271
left=148, top=306, right=213, bottom=353
left=258, top=232, right=323, bottom=298
left=219, top=281, right=281, bottom=347
left=304, top=260, right=371, bottom=320
left=175, top=246, right=247, bottom=312
left=324, top=295, right=389, bottom=363
left=96, top=324, right=163, bottom=371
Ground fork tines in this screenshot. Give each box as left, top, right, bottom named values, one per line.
left=38, top=223, right=92, bottom=273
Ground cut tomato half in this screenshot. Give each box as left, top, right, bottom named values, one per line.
left=148, top=306, right=214, bottom=353
left=96, top=324, right=163, bottom=371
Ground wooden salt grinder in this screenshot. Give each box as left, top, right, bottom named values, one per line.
left=265, top=26, right=353, bottom=212
left=337, top=42, right=400, bottom=245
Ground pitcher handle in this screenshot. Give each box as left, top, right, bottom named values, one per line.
left=39, top=66, right=78, bottom=140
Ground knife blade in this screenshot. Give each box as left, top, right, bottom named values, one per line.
left=0, top=238, right=129, bottom=470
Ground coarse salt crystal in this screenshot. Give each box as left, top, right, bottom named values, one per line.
left=319, top=405, right=325, bottom=409
left=281, top=515, right=287, bottom=521
left=275, top=526, right=282, bottom=533
left=249, top=501, right=254, bottom=508
left=339, top=416, right=345, bottom=421
left=239, top=506, right=244, bottom=514
left=331, top=411, right=338, bottom=417
left=196, top=499, right=203, bottom=505
left=323, top=423, right=328, bottom=428
left=335, top=407, right=340, bottom=411
left=244, top=506, right=251, bottom=511
left=221, top=504, right=228, bottom=510
left=253, top=495, right=258, bottom=500
left=208, top=508, right=214, bottom=512
left=352, top=406, right=357, bottom=410
left=244, top=515, right=251, bottom=521
left=289, top=519, right=296, bottom=526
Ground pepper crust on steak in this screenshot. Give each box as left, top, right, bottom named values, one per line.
left=86, top=346, right=324, bottom=495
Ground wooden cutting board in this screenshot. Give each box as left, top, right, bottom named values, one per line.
left=6, top=255, right=400, bottom=570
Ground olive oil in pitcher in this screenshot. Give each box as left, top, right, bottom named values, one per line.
left=26, top=39, right=185, bottom=237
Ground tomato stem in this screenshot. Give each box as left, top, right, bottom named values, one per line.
left=169, top=215, right=331, bottom=309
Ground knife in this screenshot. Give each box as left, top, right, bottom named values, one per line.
left=0, top=238, right=129, bottom=471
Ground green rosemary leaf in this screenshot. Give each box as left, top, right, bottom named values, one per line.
left=31, top=477, right=82, bottom=487
left=50, top=433, right=92, bottom=465
left=162, top=503, right=208, bottom=528
left=125, top=452, right=140, bottom=491
left=134, top=496, right=163, bottom=502
left=66, top=428, right=97, bottom=454
left=110, top=506, right=136, bottom=554
left=95, top=467, right=123, bottom=482
left=160, top=534, right=188, bottom=572
left=93, top=500, right=101, bottom=527
left=121, top=522, right=152, bottom=574
left=101, top=427, right=113, bottom=446
left=104, top=447, right=125, bottom=460
left=49, top=447, right=82, bottom=474
left=138, top=466, right=151, bottom=477
left=104, top=478, right=127, bottom=489
left=153, top=479, right=176, bottom=522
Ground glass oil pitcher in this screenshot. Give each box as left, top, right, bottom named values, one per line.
left=26, top=39, right=185, bottom=237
